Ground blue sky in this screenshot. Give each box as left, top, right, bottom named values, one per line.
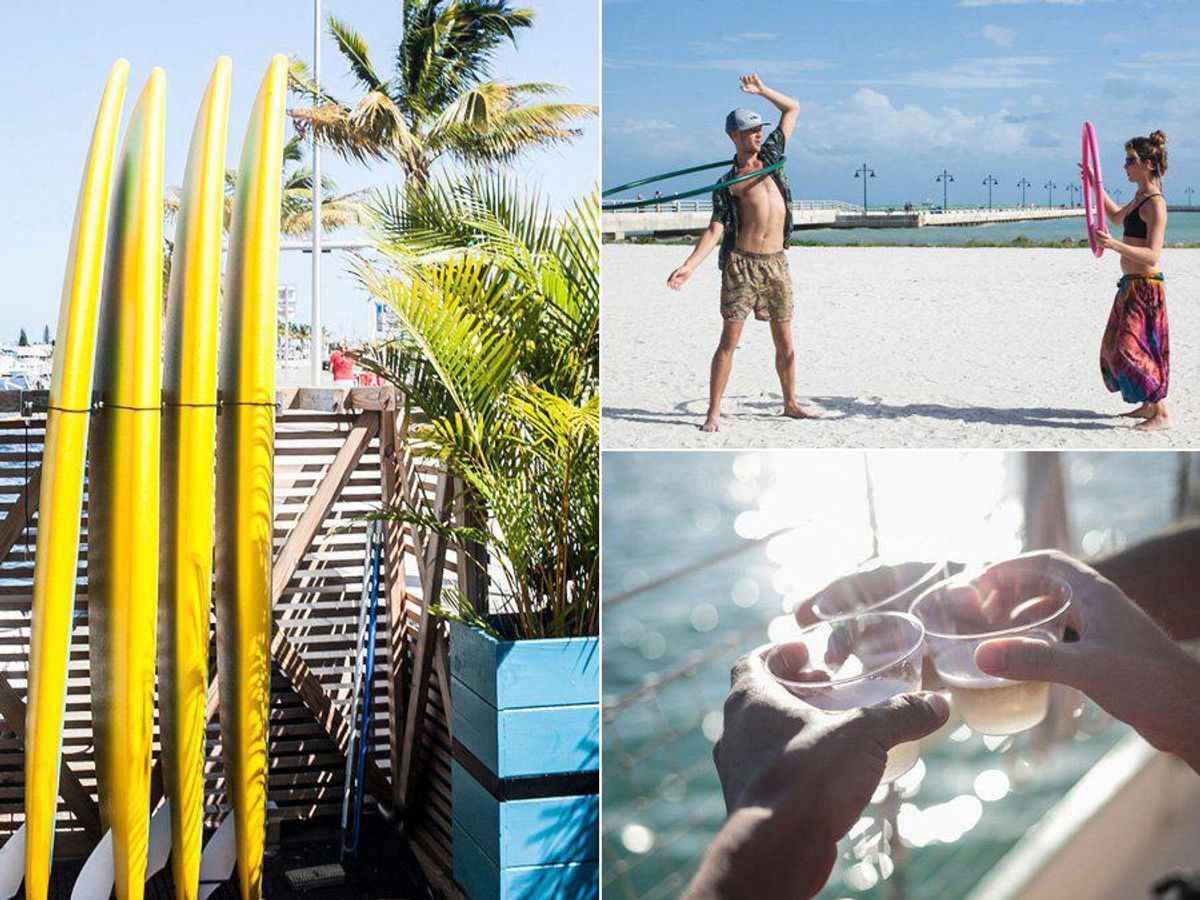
left=1, top=0, right=598, bottom=342
left=604, top=0, right=1200, bottom=208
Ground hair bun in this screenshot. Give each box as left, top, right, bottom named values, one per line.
left=1150, top=130, right=1168, bottom=147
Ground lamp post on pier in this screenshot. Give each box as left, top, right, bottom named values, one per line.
left=1066, top=181, right=1080, bottom=206
left=1044, top=179, right=1057, bottom=207
left=935, top=168, right=954, bottom=211
left=982, top=174, right=999, bottom=210
left=1186, top=186, right=1196, bottom=207
left=854, top=163, right=875, bottom=211
left=1017, top=177, right=1032, bottom=208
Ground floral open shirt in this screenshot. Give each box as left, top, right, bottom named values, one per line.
left=709, top=128, right=792, bottom=271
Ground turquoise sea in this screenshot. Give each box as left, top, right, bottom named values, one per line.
left=602, top=451, right=1187, bottom=900
left=790, top=210, right=1200, bottom=247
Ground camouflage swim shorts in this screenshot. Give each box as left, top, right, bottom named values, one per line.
left=720, top=248, right=794, bottom=322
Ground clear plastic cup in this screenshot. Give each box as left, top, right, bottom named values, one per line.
left=811, top=560, right=949, bottom=621
left=766, top=611, right=926, bottom=783
left=910, top=569, right=1072, bottom=735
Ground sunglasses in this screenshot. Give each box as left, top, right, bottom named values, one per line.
left=1124, top=155, right=1140, bottom=167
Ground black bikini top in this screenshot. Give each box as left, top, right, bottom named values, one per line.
left=1122, top=193, right=1162, bottom=240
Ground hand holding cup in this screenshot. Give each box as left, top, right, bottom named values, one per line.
left=972, top=551, right=1200, bottom=769
left=688, top=644, right=949, bottom=899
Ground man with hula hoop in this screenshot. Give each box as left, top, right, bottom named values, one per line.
left=667, top=74, right=818, bottom=432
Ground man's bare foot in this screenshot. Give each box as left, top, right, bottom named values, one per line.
left=700, top=412, right=721, bottom=432
left=782, top=401, right=821, bottom=420
left=1119, top=402, right=1155, bottom=419
left=1134, top=411, right=1170, bottom=431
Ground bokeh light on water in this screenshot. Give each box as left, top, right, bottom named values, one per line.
left=603, top=451, right=1186, bottom=898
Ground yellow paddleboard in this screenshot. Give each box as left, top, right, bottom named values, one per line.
left=214, top=54, right=286, bottom=900
left=86, top=68, right=165, bottom=900
left=24, top=59, right=128, bottom=900
left=159, top=58, right=230, bottom=900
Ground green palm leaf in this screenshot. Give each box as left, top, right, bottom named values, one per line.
left=328, top=16, right=388, bottom=92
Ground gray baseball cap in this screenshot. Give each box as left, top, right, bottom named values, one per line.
left=725, top=108, right=770, bottom=133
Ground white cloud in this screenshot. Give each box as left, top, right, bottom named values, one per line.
left=872, top=55, right=1056, bottom=90
left=958, top=0, right=1085, bottom=6
left=802, top=87, right=1039, bottom=157
left=975, top=24, right=1016, bottom=48
left=1123, top=48, right=1200, bottom=68
left=610, top=118, right=677, bottom=135
left=608, top=55, right=829, bottom=77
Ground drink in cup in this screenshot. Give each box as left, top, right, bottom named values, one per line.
left=767, top=611, right=927, bottom=783
left=909, top=569, right=1071, bottom=735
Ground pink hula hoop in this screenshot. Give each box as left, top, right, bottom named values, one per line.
left=1082, top=121, right=1107, bottom=258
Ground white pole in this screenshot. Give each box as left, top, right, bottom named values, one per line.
left=310, top=0, right=323, bottom=386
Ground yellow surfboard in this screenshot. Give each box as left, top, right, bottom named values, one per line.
left=86, top=68, right=165, bottom=900
left=214, top=54, right=287, bottom=900
left=159, top=57, right=231, bottom=900
left=24, top=59, right=128, bottom=900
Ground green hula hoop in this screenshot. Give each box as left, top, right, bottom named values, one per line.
left=602, top=157, right=787, bottom=210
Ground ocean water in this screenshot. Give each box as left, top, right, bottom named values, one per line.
left=791, top=210, right=1200, bottom=247
left=601, top=451, right=1186, bottom=899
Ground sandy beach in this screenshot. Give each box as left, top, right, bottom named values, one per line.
left=601, top=245, right=1200, bottom=448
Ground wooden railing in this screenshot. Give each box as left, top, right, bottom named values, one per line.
left=0, top=385, right=459, bottom=892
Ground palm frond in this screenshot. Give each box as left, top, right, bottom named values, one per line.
left=163, top=186, right=181, bottom=223
left=428, top=82, right=595, bottom=166
left=347, top=89, right=417, bottom=158
left=328, top=15, right=389, bottom=92
left=289, top=101, right=401, bottom=165
left=399, top=1, right=537, bottom=120
left=367, top=173, right=598, bottom=401
left=352, top=252, right=524, bottom=464
left=282, top=134, right=306, bottom=166
left=280, top=190, right=372, bottom=236
left=287, top=54, right=337, bottom=104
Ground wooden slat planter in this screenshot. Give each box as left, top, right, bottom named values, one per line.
left=449, top=621, right=599, bottom=899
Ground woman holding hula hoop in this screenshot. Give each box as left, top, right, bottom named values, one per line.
left=1085, top=130, right=1171, bottom=431
left=664, top=74, right=819, bottom=433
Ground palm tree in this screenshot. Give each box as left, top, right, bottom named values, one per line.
left=288, top=1, right=596, bottom=187
left=162, top=135, right=368, bottom=306
left=354, top=174, right=599, bottom=638
left=164, top=135, right=367, bottom=237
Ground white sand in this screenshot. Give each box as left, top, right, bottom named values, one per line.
left=602, top=245, right=1199, bottom=448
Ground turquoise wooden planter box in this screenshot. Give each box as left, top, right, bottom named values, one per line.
left=449, top=620, right=599, bottom=899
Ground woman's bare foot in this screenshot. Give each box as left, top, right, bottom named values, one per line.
left=700, top=411, right=721, bottom=432
left=1134, top=404, right=1170, bottom=432
left=782, top=401, right=821, bottom=420
left=1120, top=402, right=1155, bottom=419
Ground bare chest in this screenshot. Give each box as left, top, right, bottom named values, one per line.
left=733, top=174, right=784, bottom=215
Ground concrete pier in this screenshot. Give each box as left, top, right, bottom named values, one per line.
left=602, top=202, right=1085, bottom=240
left=835, top=206, right=1084, bottom=229
left=603, top=204, right=842, bottom=240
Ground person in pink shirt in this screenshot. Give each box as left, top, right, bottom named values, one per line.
left=329, top=344, right=355, bottom=386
